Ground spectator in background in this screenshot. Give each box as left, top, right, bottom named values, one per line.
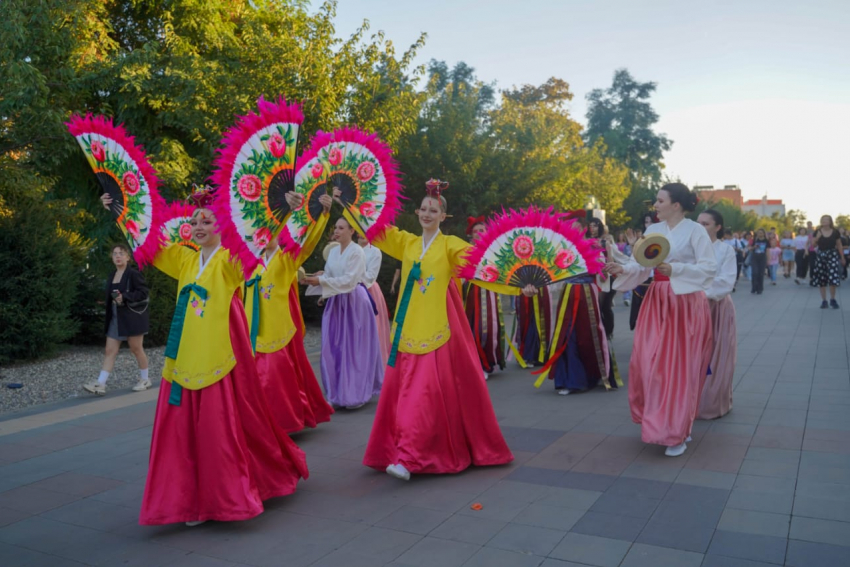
left=617, top=232, right=633, bottom=306
left=767, top=235, right=781, bottom=285
left=780, top=230, right=795, bottom=279
left=806, top=221, right=818, bottom=277
left=749, top=229, right=769, bottom=294
left=794, top=227, right=810, bottom=284
left=840, top=227, right=850, bottom=280
left=810, top=215, right=845, bottom=308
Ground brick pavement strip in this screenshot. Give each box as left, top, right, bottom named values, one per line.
left=0, top=277, right=847, bottom=566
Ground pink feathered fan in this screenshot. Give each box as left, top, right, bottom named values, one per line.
left=210, top=96, right=303, bottom=276
left=460, top=207, right=603, bottom=288
left=66, top=114, right=166, bottom=267
left=280, top=127, right=402, bottom=255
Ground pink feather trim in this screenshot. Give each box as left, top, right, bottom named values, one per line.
left=459, top=206, right=604, bottom=281
left=65, top=114, right=167, bottom=268
left=280, top=125, right=404, bottom=256
left=209, top=96, right=304, bottom=278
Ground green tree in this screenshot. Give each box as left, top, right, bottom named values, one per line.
left=585, top=69, right=673, bottom=222
left=836, top=214, right=850, bottom=231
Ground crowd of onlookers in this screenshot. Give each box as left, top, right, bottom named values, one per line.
left=612, top=216, right=848, bottom=309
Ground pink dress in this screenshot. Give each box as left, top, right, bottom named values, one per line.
left=698, top=240, right=737, bottom=419
left=613, top=219, right=717, bottom=446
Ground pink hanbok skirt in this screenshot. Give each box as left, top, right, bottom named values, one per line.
left=697, top=295, right=736, bottom=419
left=363, top=285, right=513, bottom=474
left=368, top=282, right=392, bottom=365
left=139, top=293, right=308, bottom=525
left=628, top=280, right=712, bottom=446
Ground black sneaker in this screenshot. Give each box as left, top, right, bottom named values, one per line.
left=821, top=300, right=829, bottom=309
left=831, top=299, right=840, bottom=309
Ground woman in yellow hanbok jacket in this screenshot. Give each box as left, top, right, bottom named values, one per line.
left=244, top=193, right=334, bottom=433
left=336, top=180, right=514, bottom=482
left=99, top=189, right=309, bottom=526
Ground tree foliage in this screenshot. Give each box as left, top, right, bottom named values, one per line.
left=585, top=69, right=672, bottom=223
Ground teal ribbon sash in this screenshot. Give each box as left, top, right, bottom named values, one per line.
left=245, top=274, right=261, bottom=354
left=388, top=261, right=421, bottom=368
left=164, top=282, right=209, bottom=406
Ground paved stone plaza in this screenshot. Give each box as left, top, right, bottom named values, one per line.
left=1, top=280, right=848, bottom=567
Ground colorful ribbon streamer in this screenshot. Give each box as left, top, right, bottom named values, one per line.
left=164, top=282, right=209, bottom=406
left=388, top=261, right=421, bottom=368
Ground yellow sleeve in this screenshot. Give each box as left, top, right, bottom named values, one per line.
left=153, top=244, right=192, bottom=280
left=295, top=212, right=330, bottom=268
left=341, top=208, right=415, bottom=261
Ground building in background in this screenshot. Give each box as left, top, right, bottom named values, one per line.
left=694, top=185, right=744, bottom=207
left=742, top=196, right=786, bottom=217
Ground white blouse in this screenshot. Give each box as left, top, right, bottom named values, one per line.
left=319, top=243, right=366, bottom=299
left=360, top=243, right=383, bottom=287
left=613, top=218, right=717, bottom=295
left=706, top=239, right=737, bottom=301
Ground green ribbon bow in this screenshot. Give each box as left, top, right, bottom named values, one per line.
left=245, top=274, right=262, bottom=354
left=388, top=261, right=421, bottom=368
left=164, top=282, right=209, bottom=406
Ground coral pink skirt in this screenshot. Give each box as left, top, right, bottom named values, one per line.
left=628, top=281, right=712, bottom=446
left=139, top=293, right=308, bottom=525
left=363, top=285, right=513, bottom=474
left=697, top=295, right=736, bottom=420
left=368, top=282, right=392, bottom=365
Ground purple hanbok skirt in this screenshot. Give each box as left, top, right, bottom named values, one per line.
left=320, top=286, right=384, bottom=407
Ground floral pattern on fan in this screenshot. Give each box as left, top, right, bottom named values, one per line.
left=160, top=203, right=199, bottom=251
left=281, top=127, right=402, bottom=256
left=459, top=207, right=604, bottom=288
left=210, top=96, right=303, bottom=277
left=66, top=114, right=166, bottom=267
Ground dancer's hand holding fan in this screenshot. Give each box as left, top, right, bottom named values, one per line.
left=281, top=127, right=402, bottom=254
left=210, top=96, right=303, bottom=277
left=66, top=114, right=167, bottom=267
left=459, top=207, right=604, bottom=288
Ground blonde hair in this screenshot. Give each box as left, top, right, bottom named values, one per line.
left=421, top=195, right=447, bottom=213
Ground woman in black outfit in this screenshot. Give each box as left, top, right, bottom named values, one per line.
left=810, top=216, right=845, bottom=309
left=588, top=217, right=618, bottom=338
left=749, top=229, right=769, bottom=294
left=628, top=212, right=657, bottom=330
left=83, top=244, right=151, bottom=395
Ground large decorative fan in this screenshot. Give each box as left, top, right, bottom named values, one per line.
left=66, top=114, right=166, bottom=267
left=160, top=203, right=199, bottom=251
left=280, top=127, right=402, bottom=255
left=460, top=207, right=604, bottom=288
left=210, top=96, right=303, bottom=276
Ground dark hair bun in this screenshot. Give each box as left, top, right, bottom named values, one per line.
left=661, top=183, right=697, bottom=212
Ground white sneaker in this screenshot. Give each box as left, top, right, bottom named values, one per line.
left=664, top=442, right=688, bottom=457
left=132, top=379, right=152, bottom=392
left=624, top=299, right=631, bottom=306
left=83, top=381, right=106, bottom=396
left=386, top=464, right=411, bottom=481
left=557, top=389, right=571, bottom=396
left=185, top=520, right=206, bottom=527
left=686, top=436, right=692, bottom=443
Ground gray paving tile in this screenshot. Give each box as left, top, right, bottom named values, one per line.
left=589, top=492, right=659, bottom=519
left=571, top=510, right=647, bottom=541
left=430, top=514, right=507, bottom=545
left=375, top=505, right=453, bottom=535
left=458, top=494, right=530, bottom=522
left=790, top=516, right=850, bottom=547
left=555, top=472, right=616, bottom=492
left=512, top=503, right=583, bottom=531
left=785, top=539, right=850, bottom=567
left=605, top=477, right=671, bottom=499
left=737, top=460, right=798, bottom=479
left=707, top=530, right=787, bottom=565
left=464, top=546, right=545, bottom=567
left=535, top=487, right=601, bottom=511
left=330, top=526, right=421, bottom=564
left=487, top=523, right=566, bottom=556
left=636, top=517, right=714, bottom=553
left=396, top=536, right=480, bottom=567
left=793, top=494, right=850, bottom=522
left=0, top=541, right=90, bottom=567
left=0, top=507, right=30, bottom=528
left=40, top=498, right=138, bottom=531
left=26, top=471, right=125, bottom=497
left=675, top=469, right=737, bottom=490
left=619, top=542, right=703, bottom=567
left=506, top=467, right=566, bottom=487
left=500, top=426, right=566, bottom=453
left=548, top=532, right=631, bottom=567
left=700, top=557, right=782, bottom=567
left=0, top=486, right=81, bottom=514
left=726, top=488, right=794, bottom=514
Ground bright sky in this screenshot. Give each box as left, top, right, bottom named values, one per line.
left=330, top=0, right=850, bottom=221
